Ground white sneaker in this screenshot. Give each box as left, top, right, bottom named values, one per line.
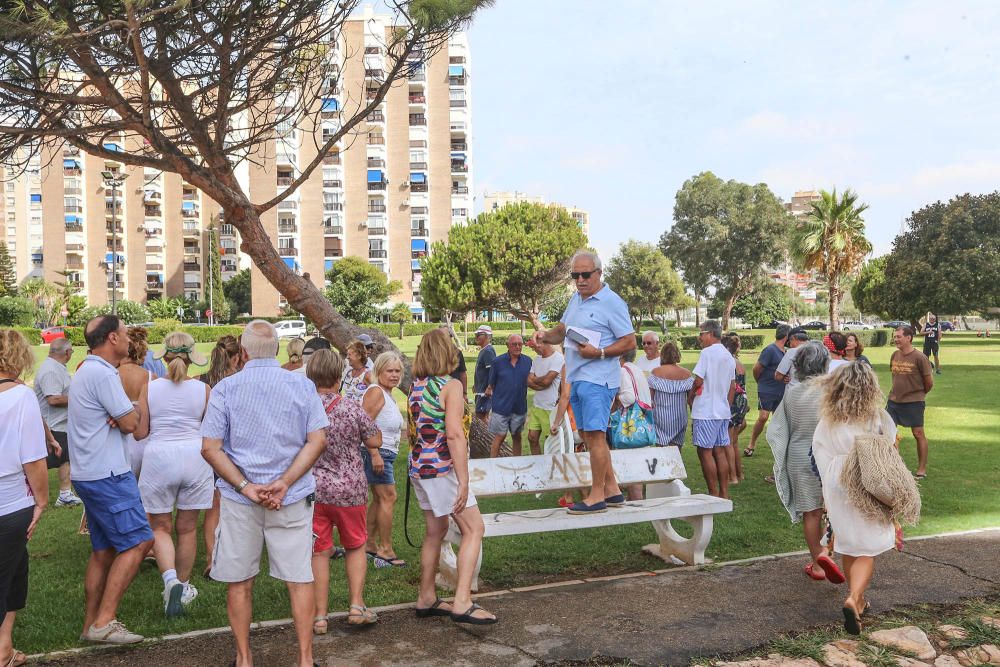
left=181, top=584, right=198, bottom=606
left=84, top=619, right=144, bottom=644
left=56, top=492, right=82, bottom=507
left=163, top=581, right=184, bottom=618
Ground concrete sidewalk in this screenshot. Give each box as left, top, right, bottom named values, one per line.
left=37, top=529, right=1000, bottom=666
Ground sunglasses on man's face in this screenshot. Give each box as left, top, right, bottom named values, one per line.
left=570, top=271, right=597, bottom=280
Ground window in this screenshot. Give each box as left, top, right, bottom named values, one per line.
left=410, top=150, right=426, bottom=163
left=279, top=237, right=295, bottom=249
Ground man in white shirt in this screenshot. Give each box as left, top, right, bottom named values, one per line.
left=774, top=328, right=810, bottom=386
left=526, top=341, right=564, bottom=456
left=635, top=331, right=662, bottom=375
left=690, top=320, right=736, bottom=499
left=34, top=338, right=81, bottom=506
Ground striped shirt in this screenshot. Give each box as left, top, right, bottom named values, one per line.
left=201, top=358, right=328, bottom=505
left=648, top=375, right=694, bottom=447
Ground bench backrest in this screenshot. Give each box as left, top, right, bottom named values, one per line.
left=467, top=447, right=687, bottom=499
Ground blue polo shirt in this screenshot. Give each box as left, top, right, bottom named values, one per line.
left=560, top=284, right=634, bottom=388
left=487, top=352, right=532, bottom=416
left=67, top=355, right=136, bottom=482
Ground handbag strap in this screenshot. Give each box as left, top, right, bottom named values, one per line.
left=624, top=365, right=651, bottom=410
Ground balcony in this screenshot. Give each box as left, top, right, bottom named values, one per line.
left=324, top=225, right=344, bottom=235
left=277, top=201, right=297, bottom=211
left=367, top=158, right=385, bottom=168
left=64, top=167, right=82, bottom=177
left=368, top=203, right=387, bottom=213
left=322, top=179, right=342, bottom=189
left=279, top=247, right=298, bottom=257
left=183, top=281, right=201, bottom=289
left=365, top=88, right=379, bottom=101
left=411, top=226, right=429, bottom=237
left=366, top=112, right=385, bottom=123
left=277, top=176, right=294, bottom=187
left=143, top=191, right=162, bottom=203
left=181, top=209, right=199, bottom=219
left=182, top=191, right=198, bottom=201
left=449, top=76, right=467, bottom=86
left=365, top=68, right=384, bottom=79
left=323, top=202, right=343, bottom=212
left=452, top=186, right=469, bottom=194
left=409, top=161, right=427, bottom=170
left=368, top=227, right=387, bottom=236
left=66, top=243, right=84, bottom=252
left=451, top=142, right=467, bottom=151
left=408, top=94, right=426, bottom=104
left=450, top=99, right=467, bottom=108
left=64, top=146, right=81, bottom=156
left=325, top=248, right=343, bottom=258
left=367, top=182, right=387, bottom=191
left=368, top=249, right=388, bottom=259
left=411, top=206, right=428, bottom=215
left=144, top=206, right=162, bottom=217
left=106, top=281, right=125, bottom=289
left=278, top=223, right=297, bottom=234
left=146, top=264, right=164, bottom=270
left=64, top=187, right=83, bottom=195
left=65, top=261, right=84, bottom=270
left=146, top=281, right=164, bottom=290
left=220, top=224, right=235, bottom=235
left=183, top=223, right=199, bottom=235
left=64, top=205, right=83, bottom=214
left=408, top=116, right=427, bottom=126
left=409, top=72, right=425, bottom=83
left=411, top=183, right=428, bottom=193
left=367, top=135, right=385, bottom=146
left=65, top=222, right=83, bottom=232
left=105, top=224, right=123, bottom=234
left=183, top=262, right=201, bottom=271
left=323, top=155, right=341, bottom=166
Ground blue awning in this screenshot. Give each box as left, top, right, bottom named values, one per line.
left=410, top=307, right=424, bottom=314
left=182, top=201, right=196, bottom=210
left=281, top=257, right=300, bottom=270
left=63, top=159, right=79, bottom=168
left=64, top=215, right=81, bottom=224
left=103, top=143, right=122, bottom=152
left=367, top=169, right=384, bottom=183
left=31, top=253, right=42, bottom=261
left=325, top=259, right=334, bottom=271
left=147, top=272, right=164, bottom=280
left=411, top=239, right=427, bottom=251
left=30, top=194, right=41, bottom=203
left=105, top=253, right=125, bottom=264
left=448, top=65, right=465, bottom=77
left=410, top=172, right=426, bottom=184
left=450, top=152, right=466, bottom=160
left=322, top=97, right=338, bottom=112
left=411, top=260, right=422, bottom=271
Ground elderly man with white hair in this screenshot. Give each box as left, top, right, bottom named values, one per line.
left=635, top=330, right=662, bottom=375
left=201, top=320, right=329, bottom=667
left=34, top=337, right=81, bottom=506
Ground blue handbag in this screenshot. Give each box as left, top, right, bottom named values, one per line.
left=609, top=367, right=657, bottom=449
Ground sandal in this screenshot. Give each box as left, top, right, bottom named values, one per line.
left=816, top=555, right=846, bottom=584
left=346, top=604, right=378, bottom=625
left=842, top=601, right=862, bottom=635
left=312, top=616, right=328, bottom=635
left=450, top=602, right=497, bottom=626
left=379, top=556, right=407, bottom=568
left=415, top=598, right=452, bottom=618
left=743, top=448, right=755, bottom=457
left=3, top=650, right=27, bottom=667
left=804, top=563, right=825, bottom=581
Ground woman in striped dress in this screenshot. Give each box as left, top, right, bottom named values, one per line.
left=766, top=341, right=844, bottom=584
left=647, top=342, right=694, bottom=447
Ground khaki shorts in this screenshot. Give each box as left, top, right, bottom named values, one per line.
left=411, top=473, right=477, bottom=518
left=211, top=496, right=314, bottom=583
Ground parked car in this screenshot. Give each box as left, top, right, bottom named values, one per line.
left=941, top=320, right=956, bottom=331
left=800, top=320, right=827, bottom=330
left=841, top=321, right=872, bottom=331
left=274, top=319, right=307, bottom=338
left=40, top=326, right=66, bottom=344
left=884, top=320, right=908, bottom=329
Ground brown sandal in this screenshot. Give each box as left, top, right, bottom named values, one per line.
left=312, top=616, right=328, bottom=635
left=346, top=605, right=377, bottom=625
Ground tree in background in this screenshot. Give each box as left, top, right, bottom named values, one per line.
left=0, top=0, right=491, bottom=367
left=420, top=202, right=586, bottom=330
left=540, top=287, right=572, bottom=324
left=0, top=296, right=34, bottom=327
left=325, top=257, right=401, bottom=324
left=605, top=240, right=686, bottom=328
left=203, top=223, right=231, bottom=323
left=709, top=279, right=793, bottom=329
left=876, top=193, right=1000, bottom=323
left=388, top=302, right=414, bottom=339
left=18, top=278, right=62, bottom=328
left=852, top=256, right=889, bottom=319
left=0, top=242, right=16, bottom=296
left=147, top=296, right=189, bottom=322
left=223, top=269, right=252, bottom=318
left=76, top=300, right=151, bottom=326
left=660, top=172, right=789, bottom=329
left=790, top=188, right=871, bottom=330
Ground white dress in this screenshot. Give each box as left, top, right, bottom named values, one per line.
left=811, top=411, right=897, bottom=557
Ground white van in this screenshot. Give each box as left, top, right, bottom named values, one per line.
left=274, top=320, right=307, bottom=338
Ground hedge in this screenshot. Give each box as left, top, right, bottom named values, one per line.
left=62, top=325, right=244, bottom=347
left=678, top=334, right=765, bottom=351
left=11, top=327, right=42, bottom=345
left=802, top=329, right=888, bottom=348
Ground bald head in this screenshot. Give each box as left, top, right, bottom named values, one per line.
left=241, top=319, right=279, bottom=359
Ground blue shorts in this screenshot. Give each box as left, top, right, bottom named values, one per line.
left=74, top=472, right=153, bottom=553
left=692, top=419, right=731, bottom=448
left=758, top=394, right=783, bottom=412
left=362, top=448, right=397, bottom=486
left=570, top=381, right=618, bottom=433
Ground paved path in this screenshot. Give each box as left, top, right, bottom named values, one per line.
left=37, top=529, right=1000, bottom=666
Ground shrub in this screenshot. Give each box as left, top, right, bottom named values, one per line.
left=12, top=326, right=41, bottom=344
left=62, top=324, right=244, bottom=347
left=678, top=334, right=765, bottom=351
left=0, top=296, right=35, bottom=327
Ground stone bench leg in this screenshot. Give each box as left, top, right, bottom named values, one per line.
left=435, top=523, right=483, bottom=592
left=641, top=479, right=714, bottom=565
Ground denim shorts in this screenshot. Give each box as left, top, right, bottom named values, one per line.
left=74, top=472, right=153, bottom=553
left=569, top=381, right=617, bottom=433
left=488, top=411, right=527, bottom=436
left=362, top=447, right=397, bottom=485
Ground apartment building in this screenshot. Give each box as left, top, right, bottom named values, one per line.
left=1, top=11, right=471, bottom=318
left=481, top=191, right=590, bottom=239
left=768, top=189, right=822, bottom=302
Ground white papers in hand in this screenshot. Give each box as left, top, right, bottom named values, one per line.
left=566, top=326, right=601, bottom=350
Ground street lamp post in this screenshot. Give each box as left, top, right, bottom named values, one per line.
left=101, top=170, right=128, bottom=315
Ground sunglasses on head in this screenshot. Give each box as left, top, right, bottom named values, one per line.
left=570, top=271, right=597, bottom=280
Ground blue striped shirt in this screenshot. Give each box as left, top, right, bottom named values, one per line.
left=201, top=358, right=328, bottom=505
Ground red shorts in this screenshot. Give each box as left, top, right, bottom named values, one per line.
left=312, top=503, right=367, bottom=552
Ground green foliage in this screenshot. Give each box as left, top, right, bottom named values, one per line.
left=678, top=334, right=764, bottom=351
left=11, top=326, right=41, bottom=345
left=852, top=256, right=889, bottom=318
left=877, top=193, right=1000, bottom=321
left=0, top=242, right=16, bottom=296
left=660, top=172, right=789, bottom=328
left=223, top=268, right=252, bottom=316
left=709, top=280, right=793, bottom=328
left=63, top=324, right=242, bottom=347
left=203, top=223, right=231, bottom=323
left=409, top=0, right=493, bottom=30
left=604, top=240, right=686, bottom=325
left=387, top=302, right=414, bottom=339
left=147, top=296, right=188, bottom=321
left=18, top=277, right=63, bottom=327
left=540, top=288, right=572, bottom=323
left=75, top=300, right=151, bottom=325
left=0, top=296, right=35, bottom=326
left=421, top=202, right=587, bottom=328
left=324, top=256, right=401, bottom=324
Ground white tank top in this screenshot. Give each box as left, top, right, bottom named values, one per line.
left=364, top=385, right=403, bottom=454
left=147, top=377, right=208, bottom=444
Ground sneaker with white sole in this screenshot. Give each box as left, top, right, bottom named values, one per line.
left=181, top=584, right=198, bottom=606
left=84, top=619, right=144, bottom=644
left=163, top=581, right=184, bottom=618
left=56, top=492, right=82, bottom=507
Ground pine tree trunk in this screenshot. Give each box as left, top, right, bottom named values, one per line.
left=828, top=277, right=839, bottom=330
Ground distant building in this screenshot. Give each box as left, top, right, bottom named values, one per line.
left=481, top=190, right=590, bottom=240
left=767, top=190, right=823, bottom=303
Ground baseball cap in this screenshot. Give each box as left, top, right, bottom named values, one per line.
left=789, top=327, right=809, bottom=340
left=474, top=325, right=493, bottom=335
left=357, top=333, right=374, bottom=346
left=302, top=337, right=332, bottom=354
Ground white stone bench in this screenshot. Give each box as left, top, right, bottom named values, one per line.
left=436, top=447, right=733, bottom=590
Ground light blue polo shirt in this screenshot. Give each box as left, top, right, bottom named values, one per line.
left=560, top=284, right=635, bottom=389
left=67, top=355, right=136, bottom=482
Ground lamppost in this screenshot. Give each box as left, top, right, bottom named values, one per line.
left=101, top=171, right=127, bottom=315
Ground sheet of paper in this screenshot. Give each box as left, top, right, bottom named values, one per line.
left=566, top=325, right=601, bottom=350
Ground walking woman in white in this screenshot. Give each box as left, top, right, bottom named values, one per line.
left=136, top=332, right=211, bottom=618
left=361, top=352, right=406, bottom=568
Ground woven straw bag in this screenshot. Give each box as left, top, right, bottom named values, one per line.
left=840, top=419, right=921, bottom=525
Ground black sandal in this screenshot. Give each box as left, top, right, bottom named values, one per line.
left=842, top=605, right=862, bottom=635
left=415, top=598, right=452, bottom=618
left=451, top=603, right=497, bottom=625
left=743, top=448, right=755, bottom=457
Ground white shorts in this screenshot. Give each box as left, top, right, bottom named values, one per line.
left=211, top=496, right=314, bottom=583
left=411, top=473, right=478, bottom=518
left=137, top=440, right=214, bottom=514
left=124, top=433, right=144, bottom=477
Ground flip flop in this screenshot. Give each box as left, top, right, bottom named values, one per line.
left=743, top=448, right=755, bottom=457
left=804, top=563, right=825, bottom=581
left=816, top=555, right=846, bottom=584
left=382, top=557, right=407, bottom=567
left=415, top=598, right=452, bottom=618
left=450, top=602, right=497, bottom=626
left=842, top=604, right=862, bottom=635
left=913, top=472, right=927, bottom=480
left=3, top=650, right=26, bottom=667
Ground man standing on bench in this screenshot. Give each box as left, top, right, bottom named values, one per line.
left=532, top=250, right=636, bottom=514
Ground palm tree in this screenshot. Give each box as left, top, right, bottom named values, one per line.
left=790, top=189, right=872, bottom=330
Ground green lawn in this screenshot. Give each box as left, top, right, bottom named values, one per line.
left=15, top=332, right=1000, bottom=653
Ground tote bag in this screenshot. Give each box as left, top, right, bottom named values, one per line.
left=609, top=366, right=657, bottom=449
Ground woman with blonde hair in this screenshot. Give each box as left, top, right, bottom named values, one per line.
left=341, top=340, right=372, bottom=403
left=361, top=351, right=406, bottom=567
left=282, top=337, right=305, bottom=372
left=136, top=332, right=210, bottom=617
left=812, top=362, right=901, bottom=634
left=409, top=328, right=495, bottom=625
left=0, top=330, right=49, bottom=667
left=120, top=327, right=153, bottom=476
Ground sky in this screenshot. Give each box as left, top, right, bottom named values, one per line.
left=466, top=1, right=1000, bottom=261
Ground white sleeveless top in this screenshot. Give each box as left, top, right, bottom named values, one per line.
left=147, top=377, right=208, bottom=444
left=364, top=385, right=403, bottom=454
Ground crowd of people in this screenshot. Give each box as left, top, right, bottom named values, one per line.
left=0, top=249, right=941, bottom=664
